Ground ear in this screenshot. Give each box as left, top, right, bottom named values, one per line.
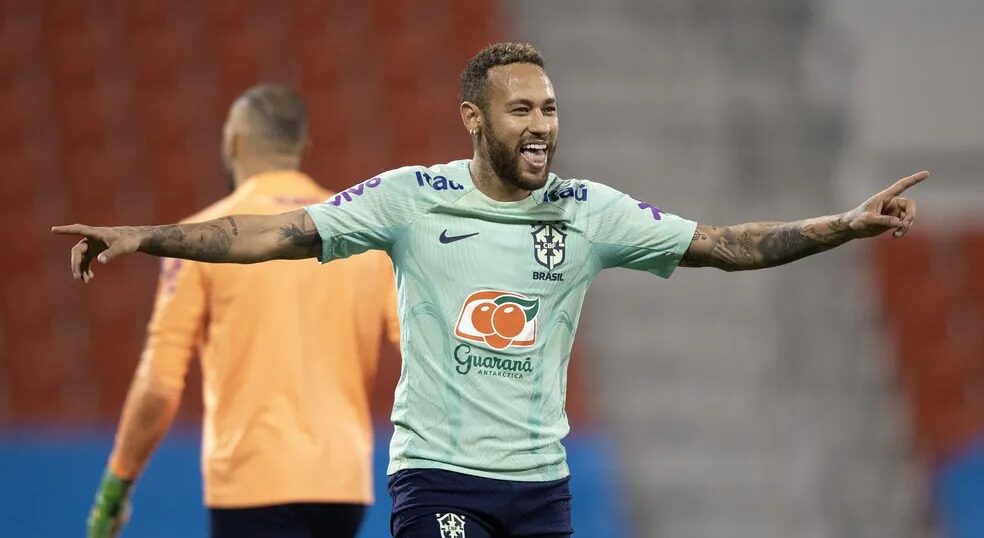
left=460, top=101, right=483, bottom=136
left=229, top=132, right=240, bottom=159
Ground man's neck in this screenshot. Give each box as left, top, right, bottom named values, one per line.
left=469, top=154, right=531, bottom=202
left=233, top=158, right=301, bottom=189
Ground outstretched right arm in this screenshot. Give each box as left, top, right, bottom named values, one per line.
left=52, top=208, right=320, bottom=282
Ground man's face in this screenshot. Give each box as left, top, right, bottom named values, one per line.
left=479, top=63, right=558, bottom=191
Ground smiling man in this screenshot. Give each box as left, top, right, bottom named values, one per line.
left=54, top=43, right=925, bottom=538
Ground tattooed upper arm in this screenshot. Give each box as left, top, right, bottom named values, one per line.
left=274, top=209, right=323, bottom=259
left=679, top=224, right=744, bottom=269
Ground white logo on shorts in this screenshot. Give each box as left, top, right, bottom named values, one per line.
left=436, top=513, right=466, bottom=538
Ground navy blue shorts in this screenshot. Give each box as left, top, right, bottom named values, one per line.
left=209, top=502, right=365, bottom=538
left=388, top=469, right=573, bottom=538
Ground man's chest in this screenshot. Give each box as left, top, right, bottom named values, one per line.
left=399, top=213, right=594, bottom=288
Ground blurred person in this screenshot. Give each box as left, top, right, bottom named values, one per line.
left=85, top=84, right=400, bottom=538
left=57, top=44, right=925, bottom=538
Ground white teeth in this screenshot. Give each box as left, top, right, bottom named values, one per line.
left=522, top=143, right=547, bottom=151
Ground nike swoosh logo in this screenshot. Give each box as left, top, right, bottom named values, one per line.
left=439, top=230, right=479, bottom=244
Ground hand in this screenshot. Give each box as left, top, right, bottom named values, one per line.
left=87, top=469, right=133, bottom=538
left=50, top=225, right=142, bottom=283
left=844, top=171, right=928, bottom=239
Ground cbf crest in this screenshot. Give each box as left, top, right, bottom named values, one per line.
left=531, top=222, right=567, bottom=271
left=436, top=513, right=466, bottom=538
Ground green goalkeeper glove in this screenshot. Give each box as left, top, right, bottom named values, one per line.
left=87, top=469, right=133, bottom=538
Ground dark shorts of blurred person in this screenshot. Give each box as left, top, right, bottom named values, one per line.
left=209, top=502, right=366, bottom=538
left=388, top=469, right=573, bottom=538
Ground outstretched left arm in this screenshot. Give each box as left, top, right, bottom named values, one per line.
left=680, top=171, right=927, bottom=271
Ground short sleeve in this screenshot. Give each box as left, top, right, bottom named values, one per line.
left=304, top=167, right=431, bottom=263
left=585, top=182, right=698, bottom=278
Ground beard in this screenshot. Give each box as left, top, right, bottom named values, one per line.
left=481, top=120, right=553, bottom=191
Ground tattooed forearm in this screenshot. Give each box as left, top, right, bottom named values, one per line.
left=125, top=210, right=320, bottom=264
left=136, top=221, right=234, bottom=262
left=680, top=215, right=855, bottom=271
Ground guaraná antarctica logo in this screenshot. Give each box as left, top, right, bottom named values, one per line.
left=454, top=290, right=539, bottom=350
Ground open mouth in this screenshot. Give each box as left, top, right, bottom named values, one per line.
left=520, top=142, right=548, bottom=169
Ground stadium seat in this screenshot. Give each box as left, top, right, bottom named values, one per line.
left=448, top=0, right=501, bottom=65
left=43, top=24, right=112, bottom=94
left=291, top=29, right=366, bottom=96
left=123, top=0, right=176, bottom=33
left=143, top=148, right=212, bottom=222
left=1, top=271, right=63, bottom=421
left=958, top=229, right=984, bottom=315
left=132, top=87, right=198, bottom=152
left=60, top=147, right=125, bottom=223
left=2, top=337, right=65, bottom=421
left=368, top=0, right=414, bottom=35
left=0, top=150, right=37, bottom=208
left=379, top=23, right=449, bottom=93
left=890, top=280, right=953, bottom=382
left=871, top=233, right=934, bottom=319
left=0, top=29, right=36, bottom=88
left=0, top=86, right=31, bottom=150
left=52, top=88, right=111, bottom=152
left=207, top=32, right=270, bottom=110
left=40, top=0, right=88, bottom=31
left=288, top=0, right=362, bottom=37
left=126, top=29, right=195, bottom=91
left=202, top=0, right=249, bottom=32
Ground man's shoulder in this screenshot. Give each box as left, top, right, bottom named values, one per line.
left=323, top=161, right=473, bottom=204
left=387, top=160, right=472, bottom=195
left=536, top=174, right=630, bottom=212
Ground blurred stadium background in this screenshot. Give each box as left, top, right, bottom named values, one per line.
left=1, top=0, right=981, bottom=536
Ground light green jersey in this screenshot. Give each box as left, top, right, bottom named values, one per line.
left=305, top=159, right=697, bottom=481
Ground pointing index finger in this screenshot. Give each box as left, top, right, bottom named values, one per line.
left=882, top=171, right=929, bottom=197
left=51, top=224, right=95, bottom=236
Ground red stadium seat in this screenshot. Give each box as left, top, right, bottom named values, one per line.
left=368, top=0, right=414, bottom=35
left=207, top=32, right=272, bottom=109
left=2, top=337, right=65, bottom=421
left=914, top=339, right=984, bottom=460
left=123, top=0, right=177, bottom=33
left=0, top=150, right=40, bottom=213
left=379, top=26, right=453, bottom=107
left=0, top=29, right=37, bottom=88
left=958, top=229, right=984, bottom=315
left=890, top=280, right=953, bottom=382
left=52, top=88, right=111, bottom=152
left=40, top=0, right=88, bottom=31
left=60, top=147, right=125, bottom=223
left=132, top=87, right=204, bottom=152
left=1, top=271, right=64, bottom=421
left=448, top=0, right=501, bottom=65
left=0, top=86, right=31, bottom=150
left=202, top=0, right=249, bottom=32
left=291, top=28, right=368, bottom=96
left=44, top=25, right=112, bottom=94
left=144, top=147, right=212, bottom=222
left=871, top=233, right=934, bottom=319
left=125, top=29, right=195, bottom=91
left=288, top=0, right=362, bottom=37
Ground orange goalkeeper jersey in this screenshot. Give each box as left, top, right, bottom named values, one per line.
left=110, top=170, right=399, bottom=507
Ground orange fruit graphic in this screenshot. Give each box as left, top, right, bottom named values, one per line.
left=492, top=303, right=525, bottom=339
left=470, top=301, right=496, bottom=335
left=484, top=333, right=512, bottom=350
